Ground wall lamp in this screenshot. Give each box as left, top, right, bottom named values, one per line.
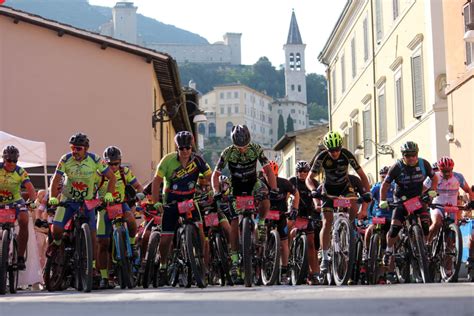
left=354, top=138, right=394, bottom=158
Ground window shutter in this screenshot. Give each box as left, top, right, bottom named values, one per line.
left=395, top=77, right=404, bottom=130
left=378, top=92, right=387, bottom=143
left=351, top=37, right=357, bottom=78
left=375, top=0, right=384, bottom=42
left=341, top=54, right=346, bottom=93
left=411, top=55, right=424, bottom=118
left=392, top=0, right=399, bottom=20
left=363, top=18, right=369, bottom=61
left=362, top=110, right=372, bottom=158
left=348, top=123, right=358, bottom=152
left=332, top=69, right=337, bottom=104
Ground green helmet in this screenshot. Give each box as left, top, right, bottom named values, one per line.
left=400, top=141, right=419, bottom=154
left=323, top=131, right=343, bottom=149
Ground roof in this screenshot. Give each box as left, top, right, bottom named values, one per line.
left=273, top=125, right=328, bottom=151
left=0, top=5, right=190, bottom=132
left=286, top=10, right=303, bottom=45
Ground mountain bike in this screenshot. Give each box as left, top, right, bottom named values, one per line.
left=366, top=217, right=388, bottom=284
left=288, top=216, right=312, bottom=285
left=260, top=209, right=281, bottom=286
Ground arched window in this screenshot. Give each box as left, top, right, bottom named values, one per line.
left=198, top=123, right=206, bottom=135
left=208, top=123, right=216, bottom=137
left=296, top=53, right=301, bottom=71
left=226, top=122, right=233, bottom=137
left=289, top=53, right=295, bottom=70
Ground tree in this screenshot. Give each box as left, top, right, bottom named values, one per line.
left=306, top=73, right=328, bottom=106
left=307, top=102, right=329, bottom=121
left=286, top=114, right=295, bottom=133
left=277, top=114, right=285, bottom=140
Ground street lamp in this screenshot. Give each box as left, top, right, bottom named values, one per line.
left=355, top=139, right=394, bottom=158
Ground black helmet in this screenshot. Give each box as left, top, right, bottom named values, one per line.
left=103, top=146, right=122, bottom=162
left=295, top=160, right=310, bottom=172
left=2, top=145, right=19, bottom=161
left=379, top=166, right=389, bottom=175
left=231, top=125, right=251, bottom=147
left=69, top=132, right=89, bottom=147
left=400, top=141, right=418, bottom=154
left=174, top=131, right=194, bottom=147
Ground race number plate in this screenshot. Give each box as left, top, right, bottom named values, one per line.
left=84, top=199, right=101, bottom=210
left=106, top=204, right=123, bottom=219
left=0, top=209, right=16, bottom=223
left=153, top=216, right=162, bottom=225
left=266, top=210, right=280, bottom=221
left=295, top=217, right=309, bottom=230
left=403, top=197, right=422, bottom=214
left=236, top=196, right=255, bottom=211
left=178, top=199, right=195, bottom=215
left=333, top=198, right=351, bottom=208
left=444, top=206, right=459, bottom=221
left=204, top=213, right=219, bottom=227
left=372, top=217, right=386, bottom=225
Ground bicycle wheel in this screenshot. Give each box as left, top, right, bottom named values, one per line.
left=242, top=217, right=253, bottom=287
left=352, top=237, right=363, bottom=284
left=332, top=217, right=355, bottom=286
left=185, top=224, right=206, bottom=288
left=367, top=233, right=381, bottom=285
left=394, top=234, right=411, bottom=284
left=143, top=231, right=160, bottom=289
left=410, top=225, right=431, bottom=283
left=290, top=234, right=308, bottom=286
left=0, top=230, right=9, bottom=294
left=215, top=232, right=231, bottom=286
left=440, top=223, right=462, bottom=283
left=261, top=230, right=280, bottom=286
left=77, top=223, right=93, bottom=292
left=7, top=236, right=18, bottom=294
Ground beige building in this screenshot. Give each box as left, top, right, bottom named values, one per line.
left=199, top=84, right=274, bottom=147
left=319, top=0, right=449, bottom=182
left=273, top=125, right=328, bottom=178
left=442, top=0, right=474, bottom=181
left=0, top=6, right=197, bottom=188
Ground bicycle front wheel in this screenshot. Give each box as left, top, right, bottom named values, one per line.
left=242, top=217, right=254, bottom=287
left=0, top=230, right=9, bottom=294
left=410, top=225, right=431, bottom=283
left=332, top=216, right=355, bottom=286
left=185, top=224, right=206, bottom=288
left=440, top=223, right=463, bottom=283
left=290, top=234, right=308, bottom=286
left=261, top=230, right=280, bottom=286
left=76, top=223, right=93, bottom=292
left=143, top=231, right=160, bottom=289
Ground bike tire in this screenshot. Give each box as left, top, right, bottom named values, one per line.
left=242, top=217, right=254, bottom=287
left=215, top=232, right=231, bottom=286
left=0, top=230, right=9, bottom=294
left=143, top=231, right=160, bottom=289
left=352, top=237, right=363, bottom=284
left=332, top=217, right=355, bottom=286
left=394, top=233, right=411, bottom=284
left=411, top=225, right=431, bottom=283
left=290, top=234, right=308, bottom=286
left=440, top=223, right=462, bottom=283
left=367, top=233, right=380, bottom=285
left=185, top=224, right=206, bottom=288
left=8, top=236, right=18, bottom=294
left=79, top=223, right=93, bottom=292
left=261, top=230, right=281, bottom=286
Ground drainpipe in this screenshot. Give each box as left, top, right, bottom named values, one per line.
left=325, top=66, right=332, bottom=129
left=370, top=0, right=379, bottom=175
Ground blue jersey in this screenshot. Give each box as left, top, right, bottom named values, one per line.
left=369, top=181, right=395, bottom=219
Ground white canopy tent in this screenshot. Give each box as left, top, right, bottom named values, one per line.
left=0, top=131, right=48, bottom=188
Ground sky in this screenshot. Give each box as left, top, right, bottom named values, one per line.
left=88, top=0, right=347, bottom=74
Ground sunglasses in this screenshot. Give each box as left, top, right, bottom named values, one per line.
left=328, top=147, right=342, bottom=153
left=108, top=162, right=120, bottom=166
left=403, top=153, right=417, bottom=158
left=70, top=145, right=85, bottom=152
left=178, top=146, right=191, bottom=151
left=5, top=158, right=17, bottom=163
left=297, top=169, right=309, bottom=173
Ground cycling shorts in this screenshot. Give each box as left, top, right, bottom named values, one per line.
left=52, top=200, right=96, bottom=232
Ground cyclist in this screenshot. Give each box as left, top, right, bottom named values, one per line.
left=95, top=146, right=144, bottom=289
left=261, top=161, right=299, bottom=284
left=151, top=131, right=211, bottom=285
left=0, top=145, right=37, bottom=270
left=47, top=133, right=116, bottom=264
left=211, top=125, right=277, bottom=282
left=380, top=141, right=438, bottom=265
left=305, top=131, right=371, bottom=274
left=427, top=157, right=474, bottom=245
left=289, top=160, right=321, bottom=285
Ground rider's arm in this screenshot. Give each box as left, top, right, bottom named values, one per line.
left=50, top=173, right=62, bottom=198
left=24, top=181, right=37, bottom=202
left=291, top=190, right=300, bottom=209
left=305, top=171, right=318, bottom=191
left=152, top=175, right=163, bottom=203
left=211, top=170, right=221, bottom=194
left=132, top=180, right=144, bottom=193
left=355, top=168, right=371, bottom=194
left=262, top=164, right=277, bottom=191
left=380, top=181, right=390, bottom=201
left=461, top=179, right=474, bottom=201
left=429, top=173, right=438, bottom=192
left=103, top=168, right=116, bottom=194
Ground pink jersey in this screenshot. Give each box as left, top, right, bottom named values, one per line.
left=432, top=171, right=466, bottom=206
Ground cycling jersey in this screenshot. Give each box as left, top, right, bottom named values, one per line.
left=266, top=177, right=296, bottom=212
left=369, top=181, right=395, bottom=219
left=310, top=148, right=360, bottom=186
left=96, top=167, right=137, bottom=203
left=432, top=171, right=465, bottom=206
left=215, top=143, right=269, bottom=186
left=0, top=163, right=31, bottom=203
left=55, top=153, right=109, bottom=201
left=384, top=158, right=434, bottom=199
left=155, top=152, right=211, bottom=203
left=289, top=176, right=319, bottom=217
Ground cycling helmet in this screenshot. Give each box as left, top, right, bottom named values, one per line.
left=437, top=156, right=454, bottom=170
left=295, top=160, right=310, bottom=172
left=323, top=131, right=343, bottom=150
left=174, top=131, right=194, bottom=147
left=69, top=132, right=89, bottom=147
left=379, top=166, right=389, bottom=175
left=219, top=175, right=229, bottom=184
left=2, top=145, right=19, bottom=161
left=231, top=125, right=251, bottom=147
left=103, top=146, right=122, bottom=162
left=267, top=161, right=279, bottom=176
left=400, top=141, right=419, bottom=154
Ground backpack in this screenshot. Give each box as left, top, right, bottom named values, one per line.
left=96, top=167, right=136, bottom=202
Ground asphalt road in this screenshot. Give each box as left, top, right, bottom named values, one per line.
left=1, top=283, right=473, bottom=316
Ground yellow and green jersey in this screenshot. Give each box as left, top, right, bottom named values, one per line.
left=96, top=166, right=137, bottom=202
left=0, top=164, right=31, bottom=203
left=55, top=153, right=109, bottom=200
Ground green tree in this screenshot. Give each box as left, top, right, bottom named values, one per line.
left=307, top=102, right=329, bottom=121
left=286, top=114, right=295, bottom=132
left=306, top=73, right=328, bottom=106
left=277, top=114, right=285, bottom=140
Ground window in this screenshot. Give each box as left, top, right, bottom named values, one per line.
left=393, top=0, right=399, bottom=20
left=378, top=86, right=387, bottom=143
left=298, top=85, right=301, bottom=92
left=208, top=123, right=216, bottom=137
left=226, top=92, right=231, bottom=99
left=332, top=69, right=337, bottom=104
left=220, top=92, right=224, bottom=99
left=235, top=106, right=239, bottom=113
left=227, top=106, right=231, bottom=115
left=278, top=109, right=282, bottom=114
left=375, top=0, right=384, bottom=42
left=351, top=36, right=357, bottom=78
left=464, top=3, right=474, bottom=66
left=296, top=53, right=301, bottom=71
left=286, top=156, right=292, bottom=178
left=220, top=107, right=224, bottom=115
left=198, top=123, right=206, bottom=135
left=348, top=122, right=359, bottom=152
left=225, top=122, right=233, bottom=137
left=204, top=99, right=208, bottom=105
left=411, top=50, right=425, bottom=118
left=291, top=84, right=295, bottom=91
left=289, top=53, right=295, bottom=70
left=362, top=109, right=372, bottom=158
left=341, top=54, right=346, bottom=93
left=395, top=69, right=404, bottom=130
left=363, top=16, right=369, bottom=62
left=234, top=91, right=239, bottom=98
left=291, top=109, right=296, bottom=114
